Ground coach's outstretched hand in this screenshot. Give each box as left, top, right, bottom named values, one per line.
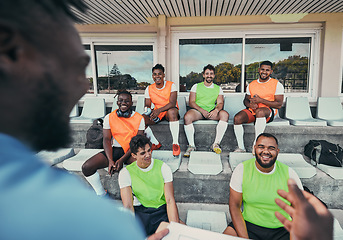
left=275, top=179, right=333, bottom=240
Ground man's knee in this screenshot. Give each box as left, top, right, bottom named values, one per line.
left=167, top=108, right=178, bottom=121
left=184, top=111, right=194, bottom=125
left=234, top=113, right=244, bottom=124
left=255, top=108, right=269, bottom=118
left=81, top=160, right=93, bottom=176
left=219, top=110, right=229, bottom=121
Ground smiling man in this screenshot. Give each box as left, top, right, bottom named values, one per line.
left=0, top=1, right=168, bottom=239
left=143, top=64, right=180, bottom=156
left=183, top=64, right=229, bottom=157
left=119, top=135, right=182, bottom=235
left=82, top=90, right=145, bottom=196
left=233, top=60, right=284, bottom=153
left=224, top=133, right=303, bottom=240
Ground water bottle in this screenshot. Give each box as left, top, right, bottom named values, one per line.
left=143, top=107, right=160, bottom=123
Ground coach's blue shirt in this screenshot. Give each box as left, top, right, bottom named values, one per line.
left=0, top=133, right=145, bottom=240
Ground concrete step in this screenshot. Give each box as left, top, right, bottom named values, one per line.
left=70, top=123, right=343, bottom=154
left=58, top=150, right=343, bottom=209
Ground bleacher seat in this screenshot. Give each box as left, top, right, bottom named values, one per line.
left=267, top=111, right=290, bottom=126
left=186, top=210, right=227, bottom=233
left=177, top=96, right=187, bottom=120
left=152, top=150, right=181, bottom=173
left=111, top=96, right=118, bottom=113
left=188, top=151, right=222, bottom=175
left=313, top=160, right=343, bottom=180
left=316, top=97, right=343, bottom=126
left=69, top=104, right=79, bottom=118
left=63, top=149, right=103, bottom=171
left=135, top=95, right=145, bottom=114
left=285, top=97, right=327, bottom=126
left=223, top=94, right=245, bottom=124
left=36, top=148, right=75, bottom=166
left=70, top=98, right=106, bottom=124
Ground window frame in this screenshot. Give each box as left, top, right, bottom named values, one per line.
left=81, top=33, right=157, bottom=99
left=171, top=24, right=322, bottom=102
left=340, top=29, right=343, bottom=97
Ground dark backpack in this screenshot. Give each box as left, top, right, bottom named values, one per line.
left=304, top=140, right=343, bottom=167
left=85, top=118, right=104, bottom=149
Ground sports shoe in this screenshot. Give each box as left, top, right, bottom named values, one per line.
left=184, top=145, right=196, bottom=158
left=211, top=143, right=222, bottom=154
left=233, top=147, right=246, bottom=153
left=173, top=144, right=180, bottom=157
left=151, top=142, right=162, bottom=151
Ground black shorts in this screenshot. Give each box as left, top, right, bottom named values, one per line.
left=244, top=106, right=275, bottom=123
left=192, top=107, right=217, bottom=119
left=228, top=220, right=289, bottom=240
left=100, top=147, right=124, bottom=161
left=134, top=204, right=169, bottom=236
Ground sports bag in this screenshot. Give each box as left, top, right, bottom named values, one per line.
left=85, top=118, right=104, bottom=149
left=304, top=140, right=343, bottom=167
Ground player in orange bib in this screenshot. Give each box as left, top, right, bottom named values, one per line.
left=82, top=90, right=145, bottom=196
left=143, top=64, right=180, bottom=157
left=233, top=61, right=284, bottom=153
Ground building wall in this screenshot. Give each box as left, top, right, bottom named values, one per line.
left=75, top=12, right=343, bottom=99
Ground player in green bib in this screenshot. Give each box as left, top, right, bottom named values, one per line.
left=118, top=135, right=182, bottom=235
left=224, top=133, right=303, bottom=240
left=183, top=64, right=229, bottom=157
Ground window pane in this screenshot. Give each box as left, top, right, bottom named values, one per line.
left=84, top=45, right=94, bottom=94
left=179, top=38, right=243, bottom=92
left=95, top=45, right=153, bottom=94
left=245, top=37, right=311, bottom=93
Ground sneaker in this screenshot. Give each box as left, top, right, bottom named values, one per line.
left=173, top=144, right=180, bottom=157
left=211, top=143, right=222, bottom=154
left=184, top=145, right=196, bottom=158
left=233, top=147, right=246, bottom=153
left=151, top=142, right=162, bottom=151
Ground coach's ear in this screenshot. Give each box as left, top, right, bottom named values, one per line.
left=0, top=22, right=21, bottom=62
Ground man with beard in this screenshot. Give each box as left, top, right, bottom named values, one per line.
left=223, top=133, right=303, bottom=240
left=0, top=0, right=167, bottom=239
left=143, top=64, right=181, bottom=157
left=233, top=61, right=284, bottom=153
left=183, top=64, right=229, bottom=157
left=82, top=90, right=145, bottom=196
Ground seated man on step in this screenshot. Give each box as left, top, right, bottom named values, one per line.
left=183, top=64, right=229, bottom=157
left=224, top=133, right=303, bottom=240
left=119, top=135, right=182, bottom=235
left=233, top=60, right=284, bottom=153
left=82, top=90, right=145, bottom=196
left=143, top=64, right=180, bottom=157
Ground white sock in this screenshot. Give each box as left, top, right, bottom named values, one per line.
left=255, top=117, right=267, bottom=143
left=214, top=120, right=228, bottom=144
left=184, top=123, right=195, bottom=147
left=144, top=127, right=159, bottom=145
left=85, top=172, right=106, bottom=196
left=234, top=124, right=245, bottom=150
left=169, top=121, right=179, bottom=145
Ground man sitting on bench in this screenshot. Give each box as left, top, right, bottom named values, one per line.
left=119, top=135, right=182, bottom=235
